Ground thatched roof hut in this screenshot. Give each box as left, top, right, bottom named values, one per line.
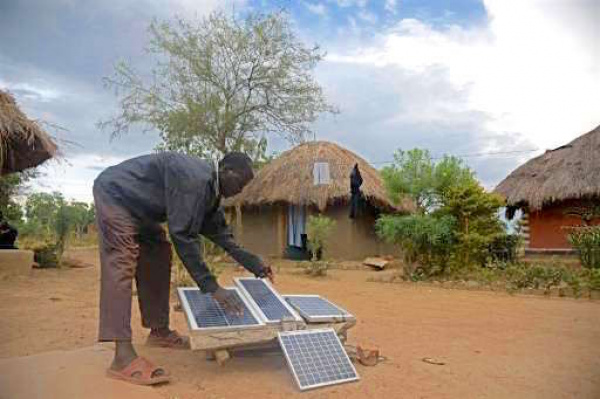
left=225, top=140, right=411, bottom=212
left=494, top=124, right=600, bottom=252
left=495, top=124, right=600, bottom=211
left=224, top=141, right=409, bottom=260
left=0, top=90, right=57, bottom=175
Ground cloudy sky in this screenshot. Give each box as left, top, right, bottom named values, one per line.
left=1, top=0, right=598, bottom=202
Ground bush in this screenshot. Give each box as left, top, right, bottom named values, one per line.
left=567, top=226, right=600, bottom=269
left=379, top=147, right=507, bottom=275
left=505, top=264, right=565, bottom=291
left=586, top=268, right=600, bottom=291
left=306, top=215, right=336, bottom=261
left=488, top=234, right=521, bottom=264
left=30, top=242, right=61, bottom=268
left=304, top=260, right=329, bottom=277
left=377, top=214, right=456, bottom=276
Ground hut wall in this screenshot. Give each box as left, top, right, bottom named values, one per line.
left=320, top=205, right=399, bottom=260
left=528, top=199, right=600, bottom=249
left=226, top=204, right=399, bottom=260
left=228, top=205, right=284, bottom=258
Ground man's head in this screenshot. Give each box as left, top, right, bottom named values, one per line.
left=218, top=152, right=254, bottom=198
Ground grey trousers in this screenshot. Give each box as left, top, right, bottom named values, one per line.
left=93, top=184, right=172, bottom=341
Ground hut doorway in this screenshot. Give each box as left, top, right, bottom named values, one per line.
left=286, top=205, right=310, bottom=260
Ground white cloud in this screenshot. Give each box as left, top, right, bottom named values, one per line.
left=329, top=0, right=368, bottom=8
left=327, top=0, right=600, bottom=151
left=385, top=0, right=397, bottom=15
left=32, top=154, right=128, bottom=203
left=357, top=9, right=377, bottom=24
left=304, top=2, right=328, bottom=16
left=0, top=81, right=63, bottom=103
left=162, top=0, right=248, bottom=16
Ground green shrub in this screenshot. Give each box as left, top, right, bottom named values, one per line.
left=304, top=260, right=329, bottom=277
left=379, top=147, right=507, bottom=274
left=585, top=268, right=600, bottom=291
left=377, top=214, right=456, bottom=276
left=567, top=226, right=600, bottom=269
left=488, top=234, right=521, bottom=264
left=306, top=215, right=336, bottom=261
left=505, top=264, right=565, bottom=291
left=29, top=242, right=61, bottom=268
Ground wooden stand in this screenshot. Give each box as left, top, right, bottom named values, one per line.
left=188, top=317, right=356, bottom=366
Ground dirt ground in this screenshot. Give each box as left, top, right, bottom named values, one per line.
left=1, top=248, right=599, bottom=399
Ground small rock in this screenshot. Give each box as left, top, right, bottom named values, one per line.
left=466, top=281, right=480, bottom=289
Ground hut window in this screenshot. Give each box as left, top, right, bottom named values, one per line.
left=313, top=162, right=331, bottom=185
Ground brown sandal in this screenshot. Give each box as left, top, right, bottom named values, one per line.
left=106, top=356, right=170, bottom=386
left=146, top=330, right=190, bottom=349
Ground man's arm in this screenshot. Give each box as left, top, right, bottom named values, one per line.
left=201, top=208, right=267, bottom=277
left=165, top=182, right=221, bottom=293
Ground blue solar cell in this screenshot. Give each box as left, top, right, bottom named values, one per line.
left=278, top=329, right=359, bottom=390
left=183, top=289, right=259, bottom=329
left=284, top=296, right=350, bottom=319
left=237, top=279, right=294, bottom=322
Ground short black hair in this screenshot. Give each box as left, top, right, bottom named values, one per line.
left=219, top=152, right=254, bottom=180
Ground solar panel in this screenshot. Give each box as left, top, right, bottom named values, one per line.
left=278, top=329, right=359, bottom=391
left=234, top=278, right=302, bottom=324
left=283, top=295, right=355, bottom=323
left=177, top=287, right=264, bottom=331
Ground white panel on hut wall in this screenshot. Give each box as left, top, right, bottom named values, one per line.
left=313, top=162, right=331, bottom=185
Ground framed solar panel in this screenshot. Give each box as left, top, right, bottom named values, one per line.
left=234, top=277, right=303, bottom=324
left=177, top=287, right=265, bottom=332
left=283, top=295, right=355, bottom=323
left=278, top=328, right=360, bottom=391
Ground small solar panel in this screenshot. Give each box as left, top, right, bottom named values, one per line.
left=283, top=295, right=355, bottom=323
left=234, top=278, right=302, bottom=323
left=177, top=287, right=264, bottom=331
left=278, top=329, right=359, bottom=391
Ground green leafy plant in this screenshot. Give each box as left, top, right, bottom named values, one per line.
left=567, top=226, right=600, bottom=269
left=378, top=148, right=506, bottom=275
left=29, top=241, right=61, bottom=268
left=585, top=268, right=600, bottom=291
left=306, top=215, right=336, bottom=261
left=377, top=214, right=455, bottom=277
left=305, top=215, right=336, bottom=276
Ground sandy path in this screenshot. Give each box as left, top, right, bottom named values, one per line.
left=1, top=247, right=599, bottom=398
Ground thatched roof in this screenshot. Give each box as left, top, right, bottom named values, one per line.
left=224, top=140, right=412, bottom=213
left=495, top=124, right=600, bottom=210
left=0, top=90, right=57, bottom=175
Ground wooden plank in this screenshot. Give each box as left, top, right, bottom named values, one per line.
left=363, top=257, right=389, bottom=270
left=188, top=319, right=355, bottom=352
left=188, top=320, right=305, bottom=351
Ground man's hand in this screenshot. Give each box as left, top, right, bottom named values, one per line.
left=212, top=287, right=244, bottom=317
left=258, top=265, right=275, bottom=284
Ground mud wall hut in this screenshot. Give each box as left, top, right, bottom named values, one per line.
left=224, top=141, right=412, bottom=260
left=495, top=124, right=600, bottom=253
